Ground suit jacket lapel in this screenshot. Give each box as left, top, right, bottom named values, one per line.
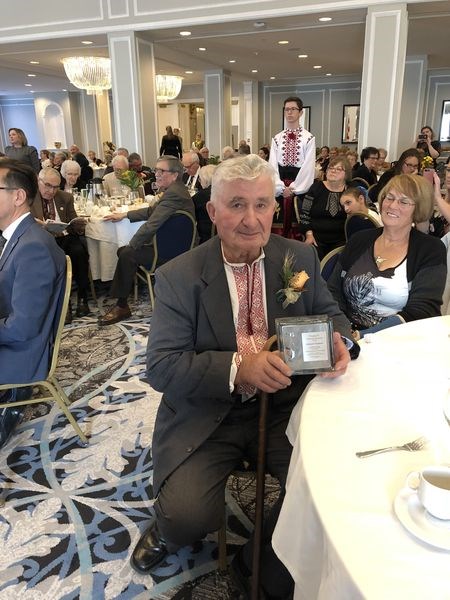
left=200, top=238, right=237, bottom=350
left=0, top=214, right=33, bottom=271
left=264, top=238, right=290, bottom=336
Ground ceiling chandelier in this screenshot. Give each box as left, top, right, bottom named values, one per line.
left=156, top=75, right=183, bottom=103
left=62, top=57, right=111, bottom=95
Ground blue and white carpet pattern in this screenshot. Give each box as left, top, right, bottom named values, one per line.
left=0, top=299, right=277, bottom=599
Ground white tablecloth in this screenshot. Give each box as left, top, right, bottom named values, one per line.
left=273, top=316, right=450, bottom=600
left=85, top=218, right=143, bottom=281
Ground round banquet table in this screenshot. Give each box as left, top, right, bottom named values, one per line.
left=272, top=316, right=450, bottom=600
left=85, top=216, right=143, bottom=282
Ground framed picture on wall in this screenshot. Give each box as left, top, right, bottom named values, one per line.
left=439, top=100, right=450, bottom=141
left=282, top=106, right=310, bottom=130
left=342, top=105, right=359, bottom=143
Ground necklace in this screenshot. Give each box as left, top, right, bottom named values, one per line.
left=375, top=255, right=387, bottom=267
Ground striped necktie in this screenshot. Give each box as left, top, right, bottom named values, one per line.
left=0, top=234, right=6, bottom=256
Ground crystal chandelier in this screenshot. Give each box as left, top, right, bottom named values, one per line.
left=156, top=75, right=183, bottom=103
left=62, top=57, right=112, bottom=95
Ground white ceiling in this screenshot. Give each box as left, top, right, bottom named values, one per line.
left=0, top=2, right=448, bottom=96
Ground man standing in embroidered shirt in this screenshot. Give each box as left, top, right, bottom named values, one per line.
left=269, top=96, right=316, bottom=199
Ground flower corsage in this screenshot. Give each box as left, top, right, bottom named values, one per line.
left=276, top=252, right=309, bottom=309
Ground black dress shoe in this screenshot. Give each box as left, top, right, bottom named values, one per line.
left=130, top=519, right=168, bottom=573
left=0, top=390, right=24, bottom=449
left=76, top=301, right=90, bottom=318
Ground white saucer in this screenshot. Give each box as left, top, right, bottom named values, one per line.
left=394, top=487, right=450, bottom=550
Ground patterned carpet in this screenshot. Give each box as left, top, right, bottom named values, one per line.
left=0, top=294, right=279, bottom=599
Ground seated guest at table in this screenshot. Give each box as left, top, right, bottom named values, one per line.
left=258, top=146, right=270, bottom=161
left=69, top=144, right=80, bottom=157
left=377, top=147, right=389, bottom=175
left=73, top=152, right=93, bottom=190
left=352, top=147, right=379, bottom=187
left=103, top=155, right=129, bottom=197
left=340, top=186, right=382, bottom=225
left=31, top=167, right=91, bottom=320
left=182, top=151, right=202, bottom=194
left=128, top=152, right=154, bottom=185
left=346, top=150, right=359, bottom=172
left=368, top=148, right=421, bottom=205
left=53, top=150, right=67, bottom=173
left=130, top=154, right=354, bottom=599
left=328, top=174, right=447, bottom=340
left=198, top=146, right=210, bottom=166
left=60, top=159, right=83, bottom=192
left=0, top=160, right=66, bottom=446
left=40, top=149, right=52, bottom=169
left=222, top=146, right=235, bottom=160
left=98, top=156, right=195, bottom=326
left=298, top=157, right=351, bottom=260
left=87, top=150, right=102, bottom=166
left=192, top=164, right=216, bottom=244
left=104, top=147, right=129, bottom=175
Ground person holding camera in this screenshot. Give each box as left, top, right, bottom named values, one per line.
left=416, top=126, right=441, bottom=165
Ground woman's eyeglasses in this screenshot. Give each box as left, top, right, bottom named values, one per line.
left=384, top=194, right=415, bottom=207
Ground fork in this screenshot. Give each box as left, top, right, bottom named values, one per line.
left=355, top=436, right=427, bottom=458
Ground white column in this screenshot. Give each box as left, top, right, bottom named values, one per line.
left=398, top=55, right=428, bottom=155
left=108, top=31, right=159, bottom=165
left=204, top=69, right=232, bottom=156
left=95, top=91, right=113, bottom=156
left=359, top=3, right=408, bottom=158
left=242, top=80, right=258, bottom=152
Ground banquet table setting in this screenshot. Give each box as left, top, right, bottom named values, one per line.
left=273, top=316, right=450, bottom=600
left=81, top=198, right=157, bottom=281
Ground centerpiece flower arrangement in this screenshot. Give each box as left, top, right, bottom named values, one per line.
left=118, top=169, right=142, bottom=191
left=276, top=252, right=309, bottom=309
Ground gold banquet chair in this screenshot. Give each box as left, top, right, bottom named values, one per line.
left=320, top=245, right=345, bottom=281
left=134, top=210, right=196, bottom=309
left=0, top=256, right=88, bottom=447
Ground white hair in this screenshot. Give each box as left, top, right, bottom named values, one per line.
left=210, top=154, right=276, bottom=204
left=112, top=155, right=129, bottom=169
left=60, top=159, right=81, bottom=179
left=198, top=164, right=217, bottom=188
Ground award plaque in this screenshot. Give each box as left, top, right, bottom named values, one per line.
left=276, top=315, right=335, bottom=374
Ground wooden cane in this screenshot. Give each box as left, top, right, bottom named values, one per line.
left=251, top=334, right=278, bottom=600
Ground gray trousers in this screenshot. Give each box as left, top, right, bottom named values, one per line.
left=153, top=398, right=295, bottom=597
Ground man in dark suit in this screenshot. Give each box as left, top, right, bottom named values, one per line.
left=0, top=159, right=66, bottom=444
left=31, top=167, right=91, bottom=320
left=182, top=151, right=202, bottom=194
left=131, top=155, right=355, bottom=598
left=98, top=155, right=195, bottom=326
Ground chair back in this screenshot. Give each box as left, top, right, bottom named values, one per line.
left=320, top=245, right=345, bottom=281
left=48, top=256, right=72, bottom=379
left=350, top=177, right=369, bottom=190
left=153, top=210, right=196, bottom=268
left=345, top=212, right=380, bottom=241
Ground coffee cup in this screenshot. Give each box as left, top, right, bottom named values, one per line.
left=407, top=466, right=450, bottom=520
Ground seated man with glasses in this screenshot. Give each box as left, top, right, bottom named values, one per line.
left=182, top=152, right=202, bottom=195
left=31, top=167, right=91, bottom=321
left=98, top=156, right=195, bottom=326
left=269, top=96, right=316, bottom=201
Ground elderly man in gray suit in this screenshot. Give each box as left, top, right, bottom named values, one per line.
left=131, top=155, right=356, bottom=598
left=99, top=155, right=195, bottom=326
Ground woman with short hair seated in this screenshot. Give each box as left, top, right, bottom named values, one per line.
left=328, top=174, right=447, bottom=340
left=60, top=159, right=82, bottom=192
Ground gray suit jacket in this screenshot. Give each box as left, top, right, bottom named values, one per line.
left=147, top=234, right=353, bottom=494
left=127, top=180, right=194, bottom=249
